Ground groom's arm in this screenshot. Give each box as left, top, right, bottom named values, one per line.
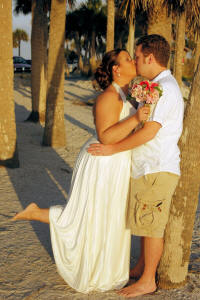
left=87, top=121, right=161, bottom=156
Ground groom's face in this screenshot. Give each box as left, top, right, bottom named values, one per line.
left=135, top=45, right=149, bottom=77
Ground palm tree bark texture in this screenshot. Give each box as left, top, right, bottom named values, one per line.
left=127, top=18, right=135, bottom=58
left=147, top=0, right=172, bottom=46
left=106, top=0, right=115, bottom=51
left=158, top=59, right=200, bottom=288
left=0, top=0, right=19, bottom=168
left=194, top=36, right=200, bottom=72
left=173, top=11, right=186, bottom=87
left=43, top=0, right=66, bottom=147
left=28, top=0, right=48, bottom=124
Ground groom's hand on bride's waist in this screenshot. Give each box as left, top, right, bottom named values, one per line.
left=87, top=143, right=116, bottom=156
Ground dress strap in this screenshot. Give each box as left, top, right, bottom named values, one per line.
left=112, top=82, right=127, bottom=102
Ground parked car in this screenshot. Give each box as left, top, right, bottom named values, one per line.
left=13, top=56, right=31, bottom=73
left=25, top=59, right=32, bottom=65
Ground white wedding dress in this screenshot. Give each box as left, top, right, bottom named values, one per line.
left=49, top=82, right=136, bottom=293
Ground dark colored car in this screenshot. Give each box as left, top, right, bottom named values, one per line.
left=26, top=59, right=32, bottom=65
left=13, top=56, right=31, bottom=73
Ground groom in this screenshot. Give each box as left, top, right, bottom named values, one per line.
left=88, top=34, right=184, bottom=298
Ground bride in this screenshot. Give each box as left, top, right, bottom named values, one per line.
left=13, top=49, right=149, bottom=293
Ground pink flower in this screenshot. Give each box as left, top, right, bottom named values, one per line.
left=146, top=94, right=154, bottom=104
left=127, top=80, right=163, bottom=105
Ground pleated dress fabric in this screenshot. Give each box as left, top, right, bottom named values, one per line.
left=49, top=82, right=136, bottom=293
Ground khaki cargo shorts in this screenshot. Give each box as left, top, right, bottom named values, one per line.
left=127, top=172, right=179, bottom=238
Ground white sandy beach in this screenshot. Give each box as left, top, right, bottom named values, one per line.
left=0, top=74, right=199, bottom=299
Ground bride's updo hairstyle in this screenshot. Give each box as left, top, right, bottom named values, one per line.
left=94, top=49, right=126, bottom=90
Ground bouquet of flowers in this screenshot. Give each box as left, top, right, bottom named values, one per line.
left=128, top=80, right=163, bottom=122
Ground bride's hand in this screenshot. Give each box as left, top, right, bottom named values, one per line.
left=87, top=143, right=115, bottom=156
left=135, top=106, right=150, bottom=123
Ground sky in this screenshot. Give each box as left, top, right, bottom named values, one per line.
left=12, top=1, right=32, bottom=59
left=12, top=0, right=87, bottom=59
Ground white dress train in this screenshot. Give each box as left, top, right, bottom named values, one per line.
left=49, top=82, right=136, bottom=293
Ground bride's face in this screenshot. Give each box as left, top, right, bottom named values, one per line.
left=116, top=51, right=136, bottom=79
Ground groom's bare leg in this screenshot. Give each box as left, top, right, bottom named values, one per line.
left=118, top=236, right=163, bottom=298
left=12, top=203, right=50, bottom=224
left=130, top=237, right=144, bottom=278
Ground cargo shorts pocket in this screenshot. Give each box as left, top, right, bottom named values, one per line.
left=135, top=193, right=165, bottom=228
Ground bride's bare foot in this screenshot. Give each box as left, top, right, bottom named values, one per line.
left=12, top=203, right=39, bottom=221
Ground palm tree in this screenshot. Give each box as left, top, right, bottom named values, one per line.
left=146, top=1, right=172, bottom=45
left=173, top=9, right=186, bottom=86
left=186, top=1, right=200, bottom=72
left=119, top=0, right=172, bottom=56
left=119, top=0, right=138, bottom=58
left=29, top=0, right=48, bottom=124
left=86, top=0, right=105, bottom=67
left=157, top=58, right=200, bottom=288
left=66, top=3, right=106, bottom=71
left=106, top=0, right=115, bottom=51
left=0, top=0, right=19, bottom=167
left=43, top=0, right=67, bottom=147
left=169, top=0, right=200, bottom=88
left=194, top=36, right=200, bottom=71
left=14, top=0, right=32, bottom=14
left=126, top=18, right=135, bottom=57
left=14, top=0, right=50, bottom=124
left=114, top=12, right=129, bottom=49
left=65, top=9, right=83, bottom=69
left=13, top=28, right=29, bottom=56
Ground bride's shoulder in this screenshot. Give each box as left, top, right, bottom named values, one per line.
left=96, top=85, right=119, bottom=104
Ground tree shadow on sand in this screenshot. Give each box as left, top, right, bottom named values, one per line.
left=6, top=102, right=73, bottom=258
left=14, top=74, right=32, bottom=99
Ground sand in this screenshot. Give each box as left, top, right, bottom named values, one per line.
left=0, top=74, right=199, bottom=299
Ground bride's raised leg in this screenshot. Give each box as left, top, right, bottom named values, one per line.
left=12, top=203, right=50, bottom=224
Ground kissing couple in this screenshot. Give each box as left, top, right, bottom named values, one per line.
left=13, top=34, right=184, bottom=298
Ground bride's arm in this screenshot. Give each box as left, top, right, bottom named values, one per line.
left=88, top=121, right=161, bottom=155
left=95, top=90, right=149, bottom=145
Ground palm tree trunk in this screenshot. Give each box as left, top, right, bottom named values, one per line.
left=173, top=11, right=186, bottom=87
left=18, top=41, right=21, bottom=56
left=157, top=58, right=200, bottom=288
left=194, top=35, right=200, bottom=72
left=0, top=0, right=19, bottom=167
left=147, top=1, right=172, bottom=46
left=89, top=30, right=97, bottom=74
left=27, top=0, right=48, bottom=124
left=91, top=30, right=96, bottom=58
left=43, top=0, right=66, bottom=147
left=117, top=35, right=123, bottom=48
left=74, top=32, right=82, bottom=70
left=106, top=0, right=115, bottom=51
left=126, top=18, right=135, bottom=58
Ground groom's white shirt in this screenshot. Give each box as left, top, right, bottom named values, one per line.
left=131, top=70, right=184, bottom=179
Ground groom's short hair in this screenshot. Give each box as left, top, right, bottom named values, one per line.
left=136, top=34, right=170, bottom=67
